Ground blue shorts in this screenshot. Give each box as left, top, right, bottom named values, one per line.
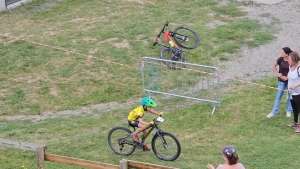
left=128, top=121, right=139, bottom=127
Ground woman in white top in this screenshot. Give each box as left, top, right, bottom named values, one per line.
left=286, top=51, right=300, bottom=133
left=206, top=145, right=245, bottom=169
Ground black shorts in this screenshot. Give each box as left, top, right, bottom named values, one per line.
left=128, top=120, right=139, bottom=127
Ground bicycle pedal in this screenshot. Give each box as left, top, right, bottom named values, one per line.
left=143, top=148, right=151, bottom=151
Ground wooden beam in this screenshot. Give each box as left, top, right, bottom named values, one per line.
left=44, top=153, right=119, bottom=169
left=127, top=160, right=178, bottom=169
left=0, top=138, right=46, bottom=151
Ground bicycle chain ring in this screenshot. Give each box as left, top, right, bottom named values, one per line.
left=136, top=142, right=143, bottom=149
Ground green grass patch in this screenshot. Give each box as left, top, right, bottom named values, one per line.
left=0, top=0, right=275, bottom=114
left=0, top=1, right=284, bottom=168
left=1, top=77, right=300, bottom=168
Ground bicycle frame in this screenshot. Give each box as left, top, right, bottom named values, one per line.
left=131, top=119, right=162, bottom=146
left=154, top=22, right=179, bottom=49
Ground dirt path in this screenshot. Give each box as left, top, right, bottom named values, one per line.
left=2, top=0, right=299, bottom=121
left=252, top=0, right=285, bottom=4
left=220, top=0, right=300, bottom=81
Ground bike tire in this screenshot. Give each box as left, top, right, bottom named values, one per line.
left=173, top=26, right=200, bottom=49
left=160, top=48, right=187, bottom=69
left=151, top=131, right=181, bottom=161
left=108, top=126, right=136, bottom=155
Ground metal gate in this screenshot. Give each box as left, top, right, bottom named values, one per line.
left=140, top=57, right=221, bottom=114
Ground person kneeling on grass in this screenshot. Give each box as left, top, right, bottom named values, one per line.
left=127, top=97, right=163, bottom=151
left=207, top=145, right=245, bottom=169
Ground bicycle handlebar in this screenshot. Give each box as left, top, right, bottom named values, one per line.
left=148, top=115, right=164, bottom=127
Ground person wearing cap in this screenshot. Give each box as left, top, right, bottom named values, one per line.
left=206, top=145, right=245, bottom=169
left=267, top=47, right=293, bottom=118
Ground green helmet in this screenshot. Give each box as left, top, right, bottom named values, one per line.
left=141, top=97, right=157, bottom=107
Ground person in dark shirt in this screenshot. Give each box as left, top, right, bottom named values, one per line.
left=267, top=47, right=293, bottom=118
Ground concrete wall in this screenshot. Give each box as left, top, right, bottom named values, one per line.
left=7, top=0, right=32, bottom=10
left=0, top=0, right=33, bottom=11
left=0, top=0, right=6, bottom=11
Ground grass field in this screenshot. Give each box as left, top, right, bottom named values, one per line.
left=1, top=0, right=298, bottom=169
left=0, top=0, right=273, bottom=115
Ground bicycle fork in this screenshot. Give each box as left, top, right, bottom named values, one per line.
left=155, top=130, right=168, bottom=149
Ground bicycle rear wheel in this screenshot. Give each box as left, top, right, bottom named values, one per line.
left=173, top=26, right=200, bottom=49
left=151, top=131, right=181, bottom=161
left=108, top=126, right=136, bottom=155
left=160, top=48, right=187, bottom=69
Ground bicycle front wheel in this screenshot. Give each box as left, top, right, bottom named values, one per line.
left=108, top=126, right=136, bottom=155
left=151, top=131, right=181, bottom=161
left=160, top=48, right=187, bottom=69
left=173, top=26, right=200, bottom=49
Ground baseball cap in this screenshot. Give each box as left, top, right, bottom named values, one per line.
left=220, top=145, right=236, bottom=156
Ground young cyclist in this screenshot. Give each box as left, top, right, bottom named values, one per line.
left=127, top=97, right=163, bottom=151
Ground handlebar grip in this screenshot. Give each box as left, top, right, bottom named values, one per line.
left=165, top=22, right=169, bottom=26
left=153, top=41, right=158, bottom=46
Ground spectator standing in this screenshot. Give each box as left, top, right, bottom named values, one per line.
left=286, top=51, right=300, bottom=133
left=267, top=47, right=293, bottom=118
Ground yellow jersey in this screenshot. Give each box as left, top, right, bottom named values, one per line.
left=128, top=106, right=145, bottom=122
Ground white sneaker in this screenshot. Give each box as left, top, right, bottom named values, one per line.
left=267, top=113, right=276, bottom=118
left=286, top=112, right=292, bottom=117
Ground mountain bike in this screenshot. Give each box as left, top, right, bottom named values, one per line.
left=153, top=22, right=200, bottom=68
left=108, top=116, right=181, bottom=161
left=154, top=21, right=200, bottom=49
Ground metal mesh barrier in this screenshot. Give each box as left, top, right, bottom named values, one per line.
left=140, top=57, right=220, bottom=114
